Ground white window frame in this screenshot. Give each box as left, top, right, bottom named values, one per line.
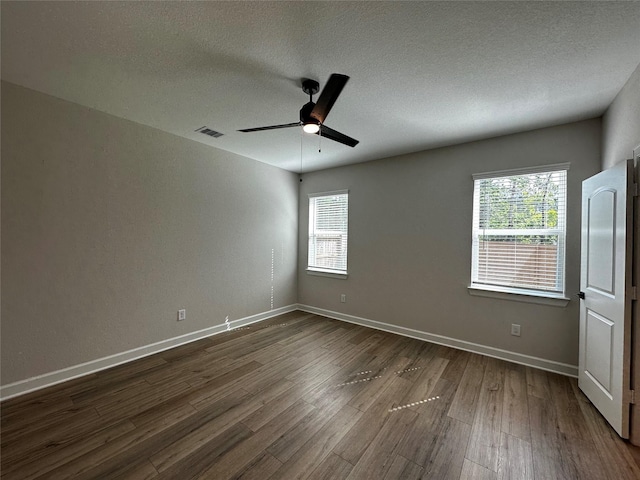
left=307, top=190, right=349, bottom=279
left=468, top=164, right=570, bottom=306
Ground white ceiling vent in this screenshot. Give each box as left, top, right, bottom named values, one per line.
left=195, top=126, right=224, bottom=138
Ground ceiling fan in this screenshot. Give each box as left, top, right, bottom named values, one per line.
left=238, top=74, right=359, bottom=147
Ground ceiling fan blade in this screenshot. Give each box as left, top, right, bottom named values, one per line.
left=238, top=122, right=300, bottom=133
left=310, top=74, right=349, bottom=124
left=319, top=125, right=359, bottom=147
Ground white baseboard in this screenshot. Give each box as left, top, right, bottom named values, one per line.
left=0, top=305, right=298, bottom=401
left=298, top=304, right=578, bottom=377
left=1, top=303, right=577, bottom=401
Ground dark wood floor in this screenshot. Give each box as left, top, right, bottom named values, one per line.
left=2, top=311, right=639, bottom=479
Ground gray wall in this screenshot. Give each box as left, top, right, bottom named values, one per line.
left=298, top=119, right=602, bottom=366
left=1, top=82, right=299, bottom=385
left=602, top=63, right=640, bottom=170
left=6, top=61, right=637, bottom=387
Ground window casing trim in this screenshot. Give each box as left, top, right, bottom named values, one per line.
left=472, top=162, right=570, bottom=180
left=470, top=164, right=569, bottom=301
left=308, top=189, right=349, bottom=199
left=467, top=284, right=570, bottom=307
left=306, top=267, right=348, bottom=279
left=308, top=190, right=349, bottom=276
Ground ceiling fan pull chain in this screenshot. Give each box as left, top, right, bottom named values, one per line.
left=318, top=128, right=322, bottom=153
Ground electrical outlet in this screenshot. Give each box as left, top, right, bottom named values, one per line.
left=340, top=294, right=346, bottom=303
left=178, top=309, right=186, bottom=321
left=511, top=324, right=521, bottom=336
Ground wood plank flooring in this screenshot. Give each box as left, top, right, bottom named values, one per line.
left=2, top=311, right=640, bottom=479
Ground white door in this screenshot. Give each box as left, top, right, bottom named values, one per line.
left=579, top=159, right=634, bottom=438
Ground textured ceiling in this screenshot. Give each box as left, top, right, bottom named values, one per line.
left=2, top=1, right=640, bottom=172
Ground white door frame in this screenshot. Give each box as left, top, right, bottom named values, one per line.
left=631, top=148, right=640, bottom=446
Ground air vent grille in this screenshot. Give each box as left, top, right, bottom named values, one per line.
left=195, top=126, right=224, bottom=138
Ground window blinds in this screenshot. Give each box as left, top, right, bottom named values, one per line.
left=308, top=192, right=349, bottom=273
left=471, top=168, right=567, bottom=294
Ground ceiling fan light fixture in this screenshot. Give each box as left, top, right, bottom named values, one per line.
left=302, top=122, right=320, bottom=134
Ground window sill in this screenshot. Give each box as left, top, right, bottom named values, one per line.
left=468, top=284, right=570, bottom=307
left=306, top=268, right=348, bottom=280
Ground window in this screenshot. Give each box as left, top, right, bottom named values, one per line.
left=308, top=191, right=348, bottom=276
left=470, top=164, right=568, bottom=299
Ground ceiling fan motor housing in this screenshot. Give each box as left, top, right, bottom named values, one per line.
left=300, top=101, right=318, bottom=124
left=301, top=79, right=320, bottom=127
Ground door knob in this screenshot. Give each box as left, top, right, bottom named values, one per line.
left=577, top=292, right=585, bottom=299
